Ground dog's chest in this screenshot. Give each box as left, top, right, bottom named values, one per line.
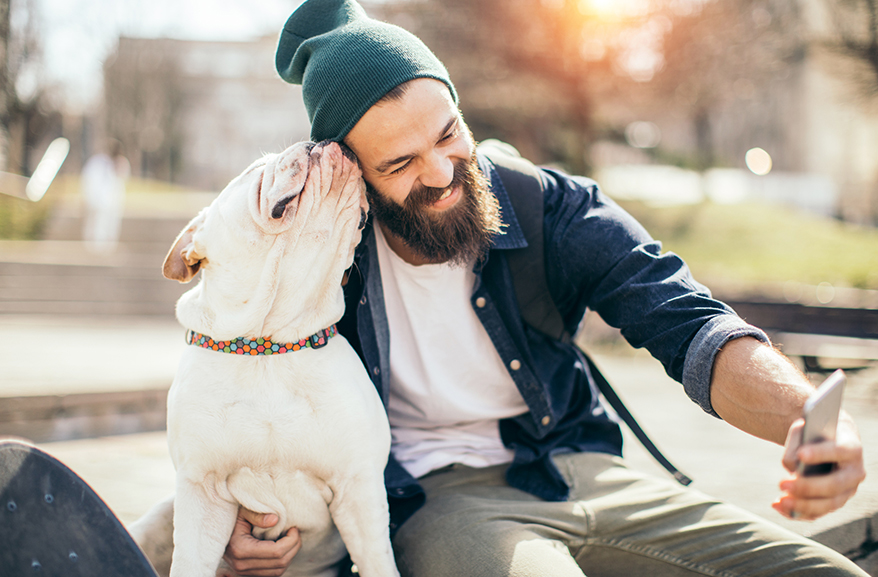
left=167, top=340, right=387, bottom=475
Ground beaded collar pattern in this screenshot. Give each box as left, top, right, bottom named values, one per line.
left=187, top=325, right=338, bottom=355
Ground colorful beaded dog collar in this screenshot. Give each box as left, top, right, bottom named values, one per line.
left=187, top=325, right=338, bottom=355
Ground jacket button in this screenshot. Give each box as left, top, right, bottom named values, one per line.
left=373, top=367, right=380, bottom=376
left=541, top=416, right=551, bottom=426
left=510, top=359, right=521, bottom=371
left=475, top=297, right=486, bottom=308
left=360, top=295, right=367, bottom=305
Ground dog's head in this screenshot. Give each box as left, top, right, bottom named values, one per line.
left=161, top=141, right=368, bottom=340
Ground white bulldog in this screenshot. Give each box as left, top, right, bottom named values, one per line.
left=158, top=141, right=397, bottom=577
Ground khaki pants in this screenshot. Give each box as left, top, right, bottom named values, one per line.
left=391, top=453, right=867, bottom=577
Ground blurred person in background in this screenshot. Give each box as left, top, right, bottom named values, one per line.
left=81, top=138, right=129, bottom=252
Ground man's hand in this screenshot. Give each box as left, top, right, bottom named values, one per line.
left=221, top=508, right=301, bottom=577
left=772, top=412, right=866, bottom=521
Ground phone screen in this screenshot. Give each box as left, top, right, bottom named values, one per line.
left=797, top=369, right=845, bottom=476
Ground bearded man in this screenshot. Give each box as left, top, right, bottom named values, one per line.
left=133, top=0, right=869, bottom=575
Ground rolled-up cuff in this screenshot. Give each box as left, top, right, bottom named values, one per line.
left=682, top=314, right=771, bottom=418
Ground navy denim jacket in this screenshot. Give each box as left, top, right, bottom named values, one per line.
left=337, top=154, right=768, bottom=531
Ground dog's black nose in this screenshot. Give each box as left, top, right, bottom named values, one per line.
left=358, top=208, right=368, bottom=230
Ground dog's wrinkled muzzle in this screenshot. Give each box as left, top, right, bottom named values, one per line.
left=268, top=144, right=315, bottom=222
left=317, top=141, right=368, bottom=230
left=252, top=142, right=315, bottom=233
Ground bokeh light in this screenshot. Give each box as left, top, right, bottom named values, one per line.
left=745, top=147, right=773, bottom=176
left=625, top=121, right=662, bottom=148
left=816, top=282, right=835, bottom=304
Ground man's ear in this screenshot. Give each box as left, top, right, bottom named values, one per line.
left=162, top=209, right=208, bottom=283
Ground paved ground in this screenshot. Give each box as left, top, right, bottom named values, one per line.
left=1, top=314, right=877, bottom=572
left=1, top=314, right=185, bottom=397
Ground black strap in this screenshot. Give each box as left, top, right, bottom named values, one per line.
left=479, top=140, right=692, bottom=486
left=574, top=348, right=692, bottom=485
left=480, top=142, right=570, bottom=343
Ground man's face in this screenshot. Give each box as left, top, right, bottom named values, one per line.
left=344, top=78, right=501, bottom=266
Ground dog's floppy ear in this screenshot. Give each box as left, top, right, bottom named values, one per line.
left=162, top=209, right=208, bottom=283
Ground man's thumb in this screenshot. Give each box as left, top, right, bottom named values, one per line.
left=240, top=508, right=279, bottom=529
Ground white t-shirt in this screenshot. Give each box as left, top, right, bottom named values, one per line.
left=374, top=225, right=529, bottom=479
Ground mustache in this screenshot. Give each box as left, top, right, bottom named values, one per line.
left=404, top=163, right=467, bottom=208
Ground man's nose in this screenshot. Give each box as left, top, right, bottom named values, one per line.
left=419, top=151, right=454, bottom=190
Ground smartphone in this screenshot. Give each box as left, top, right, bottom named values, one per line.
left=796, top=369, right=846, bottom=476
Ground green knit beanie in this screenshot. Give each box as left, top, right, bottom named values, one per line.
left=275, top=0, right=457, bottom=143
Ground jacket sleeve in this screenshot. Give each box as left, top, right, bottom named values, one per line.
left=540, top=168, right=769, bottom=417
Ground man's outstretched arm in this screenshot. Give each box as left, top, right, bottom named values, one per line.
left=709, top=336, right=866, bottom=520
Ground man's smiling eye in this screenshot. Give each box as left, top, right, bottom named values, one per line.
left=390, top=161, right=410, bottom=175
left=440, top=126, right=458, bottom=143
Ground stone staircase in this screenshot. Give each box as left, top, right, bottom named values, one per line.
left=0, top=204, right=200, bottom=317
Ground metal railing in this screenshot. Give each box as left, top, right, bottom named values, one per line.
left=0, top=138, right=69, bottom=202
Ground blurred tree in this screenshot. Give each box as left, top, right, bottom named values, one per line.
left=819, top=0, right=878, bottom=225
left=0, top=0, right=60, bottom=176
left=823, top=0, right=878, bottom=99
left=652, top=0, right=805, bottom=169
left=102, top=38, right=185, bottom=182
left=0, top=0, right=9, bottom=172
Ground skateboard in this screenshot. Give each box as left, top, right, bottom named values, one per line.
left=0, top=439, right=158, bottom=576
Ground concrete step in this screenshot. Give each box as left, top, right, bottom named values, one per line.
left=43, top=215, right=192, bottom=245
left=0, top=241, right=189, bottom=316
left=0, top=262, right=186, bottom=316
left=0, top=389, right=168, bottom=443
left=41, top=190, right=217, bottom=246
left=1, top=191, right=203, bottom=316
left=0, top=239, right=169, bottom=266
left=0, top=300, right=179, bottom=316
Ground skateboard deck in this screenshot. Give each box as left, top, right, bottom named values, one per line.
left=0, top=439, right=158, bottom=576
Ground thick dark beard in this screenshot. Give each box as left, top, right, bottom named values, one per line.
left=366, top=153, right=503, bottom=267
